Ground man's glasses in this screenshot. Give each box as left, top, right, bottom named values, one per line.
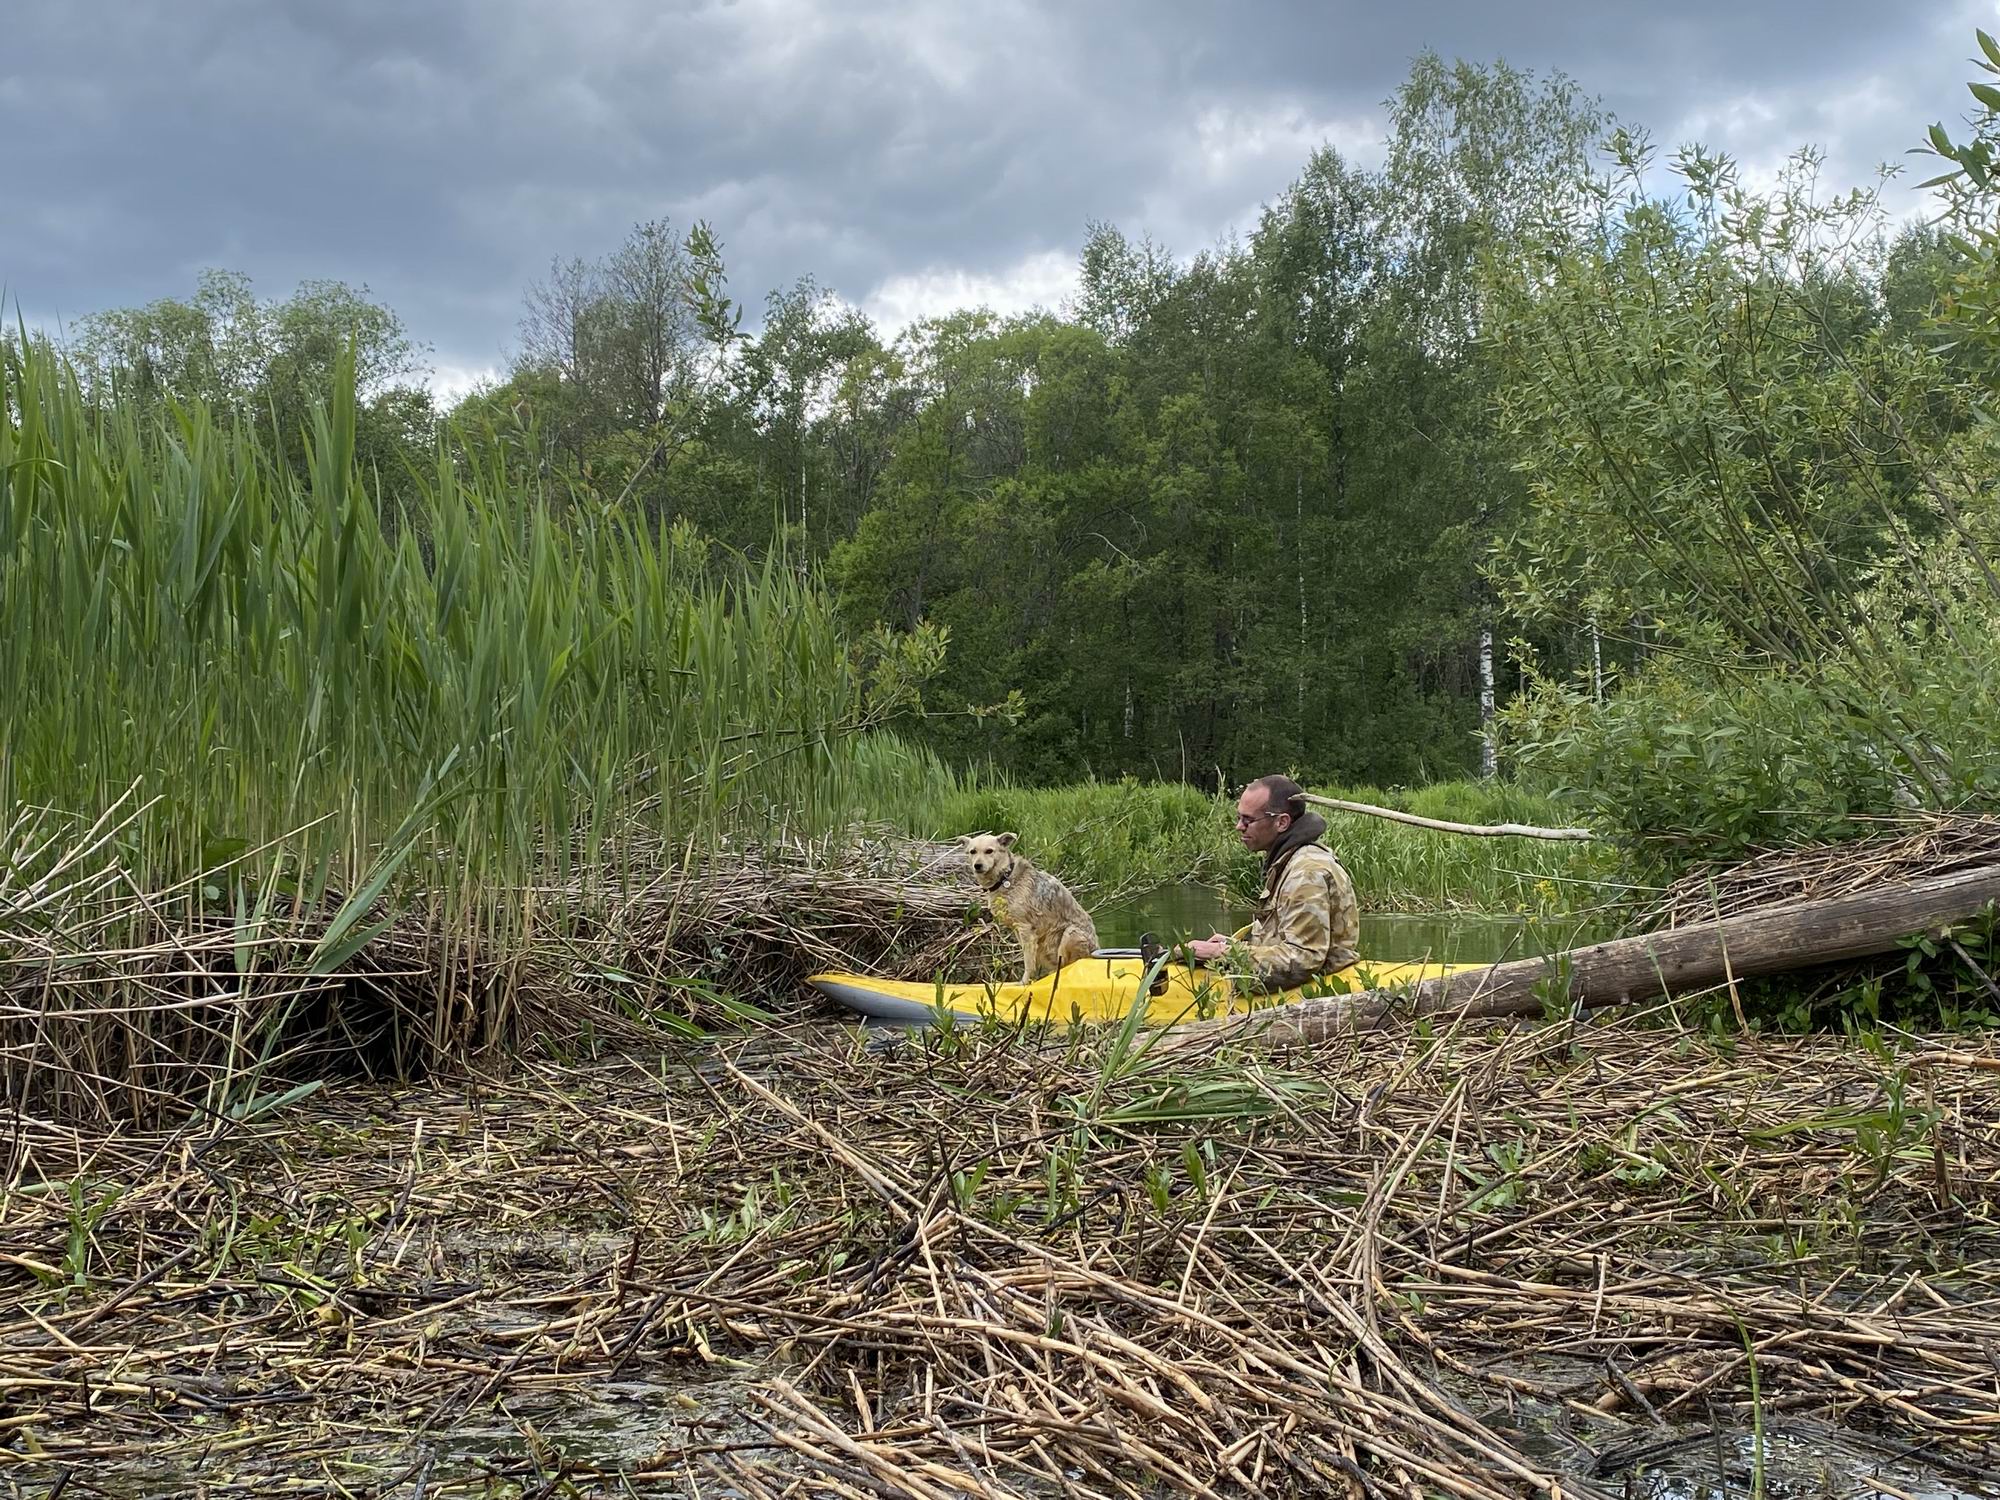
left=1234, top=810, right=1283, bottom=829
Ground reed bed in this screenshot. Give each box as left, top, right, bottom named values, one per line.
left=542, top=829, right=1010, bottom=1027
left=6, top=1016, right=1997, bottom=1496
left=2, top=821, right=1004, bottom=1125
left=1, top=341, right=965, bottom=1111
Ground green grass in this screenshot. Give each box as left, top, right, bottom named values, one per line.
left=918, top=779, right=1232, bottom=902
left=912, top=776, right=1622, bottom=915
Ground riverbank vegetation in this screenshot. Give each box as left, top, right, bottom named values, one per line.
left=1488, top=139, right=2000, bottom=884
left=14, top=29, right=2000, bottom=1500
left=910, top=776, right=1613, bottom=913
left=0, top=335, right=965, bottom=1120
left=11, top=31, right=2000, bottom=1129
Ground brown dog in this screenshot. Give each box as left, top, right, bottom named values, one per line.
left=956, top=832, right=1100, bottom=983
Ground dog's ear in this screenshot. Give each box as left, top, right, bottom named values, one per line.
left=996, top=832, right=1018, bottom=849
left=954, top=834, right=973, bottom=849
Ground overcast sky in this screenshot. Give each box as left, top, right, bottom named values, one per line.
left=5, top=1, right=1992, bottom=398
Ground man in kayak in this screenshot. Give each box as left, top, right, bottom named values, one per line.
left=1185, top=775, right=1360, bottom=990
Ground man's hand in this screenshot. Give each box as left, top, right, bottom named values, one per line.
left=1186, top=933, right=1231, bottom=963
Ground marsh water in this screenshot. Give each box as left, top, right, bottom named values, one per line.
left=1092, top=880, right=1609, bottom=963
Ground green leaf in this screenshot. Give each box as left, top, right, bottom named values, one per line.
left=308, top=857, right=412, bottom=975
left=226, top=1079, right=324, bottom=1123
left=309, top=912, right=397, bottom=975
left=200, top=834, right=251, bottom=869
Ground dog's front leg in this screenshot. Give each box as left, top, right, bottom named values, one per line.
left=1019, top=930, right=1038, bottom=985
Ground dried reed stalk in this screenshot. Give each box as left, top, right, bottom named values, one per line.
left=3, top=823, right=1001, bottom=1126
left=1651, top=811, right=2000, bottom=928
left=5, top=1017, right=1996, bottom=1496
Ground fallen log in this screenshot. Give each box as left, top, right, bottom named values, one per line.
left=1300, top=792, right=1597, bottom=842
left=1173, top=863, right=2000, bottom=1048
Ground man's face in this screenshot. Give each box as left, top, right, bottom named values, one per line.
left=1234, top=786, right=1290, bottom=853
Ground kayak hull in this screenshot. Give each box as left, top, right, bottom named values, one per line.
left=807, top=954, right=1485, bottom=1029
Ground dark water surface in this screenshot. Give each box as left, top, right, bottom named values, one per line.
left=1092, top=881, right=1609, bottom=963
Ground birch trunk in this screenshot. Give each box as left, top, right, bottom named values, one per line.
left=1478, top=626, right=1497, bottom=779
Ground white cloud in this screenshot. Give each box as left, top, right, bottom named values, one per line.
left=1098, top=102, right=1393, bottom=272
left=861, top=247, right=1080, bottom=334
left=1190, top=103, right=1386, bottom=185
left=1659, top=69, right=1945, bottom=230
left=429, top=360, right=504, bottom=406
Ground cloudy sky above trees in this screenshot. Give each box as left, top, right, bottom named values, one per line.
left=4, top=0, right=1990, bottom=396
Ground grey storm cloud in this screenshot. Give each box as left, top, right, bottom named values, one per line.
left=2, top=0, right=1991, bottom=389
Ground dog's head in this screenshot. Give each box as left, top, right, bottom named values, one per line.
left=955, top=831, right=1019, bottom=888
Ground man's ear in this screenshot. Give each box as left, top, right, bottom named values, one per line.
left=997, top=832, right=1018, bottom=849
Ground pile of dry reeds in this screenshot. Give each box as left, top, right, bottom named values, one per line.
left=2, top=817, right=1002, bottom=1126
left=1651, top=811, right=2000, bottom=927
left=6, top=1015, right=1997, bottom=1496
left=567, top=830, right=1005, bottom=1016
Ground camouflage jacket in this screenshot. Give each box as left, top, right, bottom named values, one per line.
left=1225, top=842, right=1360, bottom=991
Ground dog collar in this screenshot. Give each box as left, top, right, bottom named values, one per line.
left=992, top=862, right=1018, bottom=892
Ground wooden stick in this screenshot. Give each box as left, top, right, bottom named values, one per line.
left=1299, top=793, right=1596, bottom=842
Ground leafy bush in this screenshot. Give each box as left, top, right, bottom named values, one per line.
left=1501, top=669, right=1938, bottom=883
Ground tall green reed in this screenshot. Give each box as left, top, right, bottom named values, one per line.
left=1, top=342, right=950, bottom=1099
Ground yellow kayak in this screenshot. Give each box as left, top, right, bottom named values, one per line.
left=808, top=954, right=1485, bottom=1028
